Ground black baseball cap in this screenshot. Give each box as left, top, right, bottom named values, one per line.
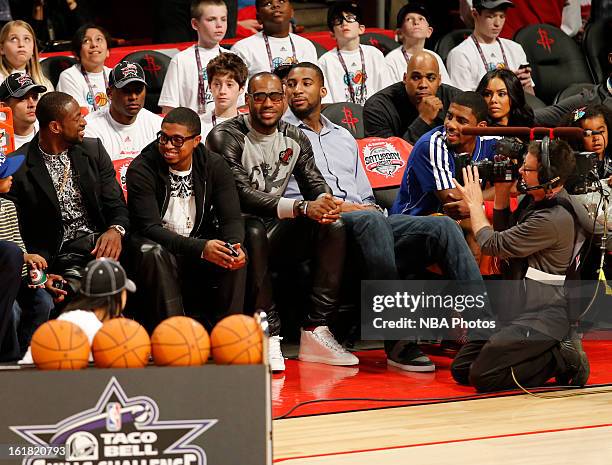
left=108, top=61, right=148, bottom=89
left=80, top=258, right=136, bottom=297
left=396, top=2, right=432, bottom=28
left=0, top=73, right=47, bottom=101
left=473, top=0, right=514, bottom=10
left=327, top=1, right=362, bottom=31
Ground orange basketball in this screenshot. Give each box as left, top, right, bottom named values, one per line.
left=92, top=318, right=151, bottom=368
left=151, top=316, right=210, bottom=366
left=211, top=315, right=262, bottom=365
left=30, top=320, right=90, bottom=370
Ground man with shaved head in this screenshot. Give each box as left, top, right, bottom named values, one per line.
left=364, top=50, right=461, bottom=144
left=207, top=71, right=357, bottom=372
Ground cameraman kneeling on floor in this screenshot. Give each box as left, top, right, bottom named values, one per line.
left=450, top=138, right=590, bottom=392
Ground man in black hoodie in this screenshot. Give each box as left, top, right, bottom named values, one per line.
left=126, top=107, right=246, bottom=331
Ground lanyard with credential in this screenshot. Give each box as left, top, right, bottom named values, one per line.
left=471, top=35, right=509, bottom=71
left=194, top=45, right=221, bottom=114
left=81, top=65, right=108, bottom=111
left=263, top=32, right=297, bottom=72
left=336, top=45, right=366, bottom=104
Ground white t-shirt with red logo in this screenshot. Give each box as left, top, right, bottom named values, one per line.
left=318, top=45, right=392, bottom=105
left=85, top=108, right=162, bottom=193
left=57, top=64, right=112, bottom=113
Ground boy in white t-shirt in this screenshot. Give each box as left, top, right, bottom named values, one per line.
left=57, top=24, right=113, bottom=113
left=85, top=61, right=162, bottom=193
left=159, top=0, right=230, bottom=117
left=0, top=73, right=46, bottom=150
left=446, top=0, right=534, bottom=93
left=318, top=1, right=392, bottom=105
left=385, top=2, right=453, bottom=85
left=231, top=0, right=317, bottom=78
left=201, top=53, right=248, bottom=140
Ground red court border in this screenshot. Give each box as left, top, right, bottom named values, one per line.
left=274, top=422, right=612, bottom=462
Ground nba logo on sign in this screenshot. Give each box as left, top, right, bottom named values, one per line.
left=106, top=402, right=121, bottom=431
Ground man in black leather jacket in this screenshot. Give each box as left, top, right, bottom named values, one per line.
left=207, top=71, right=358, bottom=371
left=126, top=107, right=246, bottom=331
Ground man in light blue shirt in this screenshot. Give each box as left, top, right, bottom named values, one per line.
left=283, top=62, right=485, bottom=372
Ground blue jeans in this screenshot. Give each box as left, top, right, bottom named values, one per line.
left=387, top=215, right=482, bottom=280
left=341, top=210, right=398, bottom=280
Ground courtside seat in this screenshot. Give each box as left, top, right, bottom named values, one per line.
left=514, top=24, right=593, bottom=104
left=360, top=33, right=400, bottom=56
left=582, top=19, right=610, bottom=83
left=356, top=137, right=412, bottom=211
left=120, top=50, right=171, bottom=113
left=322, top=102, right=365, bottom=139
left=41, top=55, right=78, bottom=89
left=435, top=28, right=471, bottom=64
left=524, top=92, right=547, bottom=110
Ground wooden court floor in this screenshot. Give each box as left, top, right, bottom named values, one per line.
left=273, top=386, right=612, bottom=464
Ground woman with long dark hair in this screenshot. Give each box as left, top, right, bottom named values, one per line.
left=476, top=68, right=534, bottom=127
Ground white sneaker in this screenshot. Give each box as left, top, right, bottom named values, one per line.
left=268, top=335, right=286, bottom=372
left=298, top=326, right=359, bottom=366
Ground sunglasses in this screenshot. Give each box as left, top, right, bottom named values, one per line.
left=332, top=14, right=358, bottom=26
left=247, top=91, right=284, bottom=104
left=157, top=131, right=198, bottom=148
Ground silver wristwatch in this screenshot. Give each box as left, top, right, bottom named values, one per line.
left=109, top=224, right=126, bottom=237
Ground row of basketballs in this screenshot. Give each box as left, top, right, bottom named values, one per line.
left=30, top=314, right=264, bottom=369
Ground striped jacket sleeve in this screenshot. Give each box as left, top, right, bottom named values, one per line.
left=0, top=199, right=26, bottom=253
left=412, top=130, right=454, bottom=192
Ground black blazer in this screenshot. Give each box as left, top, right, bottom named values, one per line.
left=4, top=135, right=129, bottom=264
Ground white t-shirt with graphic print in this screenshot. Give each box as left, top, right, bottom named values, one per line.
left=84, top=108, right=162, bottom=161
left=232, top=32, right=318, bottom=78
left=318, top=45, right=392, bottom=105
left=446, top=36, right=533, bottom=91
left=162, top=166, right=196, bottom=237
left=159, top=45, right=226, bottom=116
left=57, top=64, right=112, bottom=113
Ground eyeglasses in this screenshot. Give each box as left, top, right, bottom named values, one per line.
left=247, top=92, right=284, bottom=104
left=520, top=163, right=538, bottom=172
left=331, top=14, right=358, bottom=26
left=157, top=131, right=198, bottom=148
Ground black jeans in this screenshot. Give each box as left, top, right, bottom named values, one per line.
left=126, top=236, right=246, bottom=333
left=243, top=216, right=346, bottom=336
left=451, top=324, right=565, bottom=392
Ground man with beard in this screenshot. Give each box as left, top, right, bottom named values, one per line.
left=391, top=91, right=497, bottom=217
left=207, top=71, right=357, bottom=372
left=283, top=62, right=485, bottom=372
left=5, top=91, right=128, bottom=302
